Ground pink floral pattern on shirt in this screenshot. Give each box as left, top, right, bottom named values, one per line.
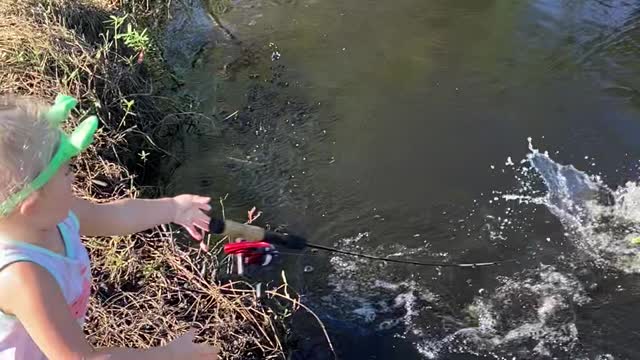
left=69, top=265, right=90, bottom=320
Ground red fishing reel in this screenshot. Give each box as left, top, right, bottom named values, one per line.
left=223, top=240, right=278, bottom=266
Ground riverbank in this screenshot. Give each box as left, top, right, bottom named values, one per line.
left=0, top=0, right=302, bottom=357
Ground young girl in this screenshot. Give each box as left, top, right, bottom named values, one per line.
left=0, top=95, right=219, bottom=359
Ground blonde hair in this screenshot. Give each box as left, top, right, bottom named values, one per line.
left=0, top=95, right=60, bottom=205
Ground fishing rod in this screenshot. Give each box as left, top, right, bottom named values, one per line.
left=209, top=218, right=509, bottom=269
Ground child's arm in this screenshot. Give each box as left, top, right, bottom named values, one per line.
left=0, top=262, right=217, bottom=360
left=72, top=195, right=211, bottom=240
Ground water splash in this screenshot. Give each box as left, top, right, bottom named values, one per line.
left=443, top=265, right=589, bottom=358
left=509, top=138, right=640, bottom=272
left=525, top=137, right=611, bottom=228
left=324, top=232, right=439, bottom=326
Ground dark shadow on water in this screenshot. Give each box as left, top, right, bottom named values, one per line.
left=288, top=310, right=424, bottom=360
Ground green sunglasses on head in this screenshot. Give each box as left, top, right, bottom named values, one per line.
left=0, top=94, right=98, bottom=216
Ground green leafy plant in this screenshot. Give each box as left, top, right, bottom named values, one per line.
left=116, top=24, right=150, bottom=53
left=106, top=14, right=128, bottom=49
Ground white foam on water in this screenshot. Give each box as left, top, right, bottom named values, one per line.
left=435, top=264, right=590, bottom=358
left=325, top=233, right=449, bottom=355
left=508, top=138, right=640, bottom=272
left=385, top=243, right=432, bottom=258
left=506, top=156, right=515, bottom=166
left=325, top=232, right=433, bottom=326
left=353, top=304, right=377, bottom=323
left=415, top=340, right=446, bottom=359
left=373, top=279, right=401, bottom=291
left=394, top=291, right=419, bottom=323
left=338, top=231, right=369, bottom=246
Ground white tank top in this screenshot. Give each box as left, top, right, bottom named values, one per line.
left=0, top=212, right=91, bottom=359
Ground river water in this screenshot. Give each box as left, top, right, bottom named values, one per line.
left=167, top=1, right=640, bottom=359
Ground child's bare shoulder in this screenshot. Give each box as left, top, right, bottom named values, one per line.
left=0, top=261, right=59, bottom=316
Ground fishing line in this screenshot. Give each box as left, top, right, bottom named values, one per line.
left=270, top=247, right=511, bottom=268
left=303, top=242, right=510, bottom=268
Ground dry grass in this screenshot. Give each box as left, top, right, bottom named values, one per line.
left=85, top=228, right=300, bottom=359
left=0, top=0, right=316, bottom=358
left=0, top=16, right=93, bottom=99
